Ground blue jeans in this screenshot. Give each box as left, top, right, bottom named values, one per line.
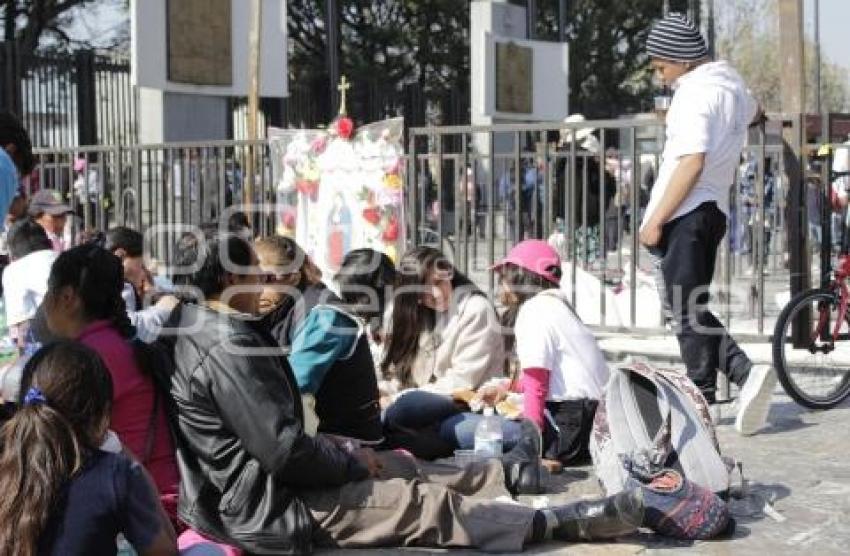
left=384, top=390, right=523, bottom=451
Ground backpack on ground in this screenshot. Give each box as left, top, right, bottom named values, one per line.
left=590, top=359, right=732, bottom=497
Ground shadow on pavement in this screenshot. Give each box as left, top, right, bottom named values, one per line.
left=540, top=468, right=592, bottom=495
left=729, top=481, right=792, bottom=526
left=758, top=401, right=817, bottom=435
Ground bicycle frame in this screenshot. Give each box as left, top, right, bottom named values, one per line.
left=815, top=256, right=850, bottom=344
left=813, top=137, right=850, bottom=340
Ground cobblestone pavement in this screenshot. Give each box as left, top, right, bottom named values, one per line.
left=323, top=388, right=850, bottom=556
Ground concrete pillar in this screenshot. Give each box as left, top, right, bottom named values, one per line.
left=138, top=88, right=228, bottom=144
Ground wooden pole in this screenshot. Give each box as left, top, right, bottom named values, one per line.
left=778, top=0, right=805, bottom=115
left=778, top=0, right=809, bottom=337
left=814, top=0, right=821, bottom=115
left=245, top=0, right=263, bottom=210
left=706, top=0, right=715, bottom=58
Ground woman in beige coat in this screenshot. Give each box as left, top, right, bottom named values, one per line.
left=381, top=246, right=520, bottom=458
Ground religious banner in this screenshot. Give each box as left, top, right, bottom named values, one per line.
left=269, top=116, right=405, bottom=277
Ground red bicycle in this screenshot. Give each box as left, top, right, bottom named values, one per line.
left=772, top=255, right=850, bottom=409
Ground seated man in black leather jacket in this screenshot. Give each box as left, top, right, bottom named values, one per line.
left=161, top=231, right=647, bottom=554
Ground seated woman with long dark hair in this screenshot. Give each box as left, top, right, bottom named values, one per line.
left=380, top=246, right=524, bottom=458
left=40, top=243, right=180, bottom=519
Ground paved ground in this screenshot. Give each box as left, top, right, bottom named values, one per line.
left=323, top=390, right=850, bottom=556
left=323, top=345, right=850, bottom=555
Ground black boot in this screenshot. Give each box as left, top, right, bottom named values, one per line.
left=548, top=488, right=644, bottom=541
left=502, top=418, right=543, bottom=496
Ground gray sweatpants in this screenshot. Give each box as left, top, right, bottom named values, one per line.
left=302, top=455, right=535, bottom=552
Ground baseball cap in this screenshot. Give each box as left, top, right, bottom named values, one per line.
left=28, top=189, right=73, bottom=217
left=491, top=240, right=562, bottom=285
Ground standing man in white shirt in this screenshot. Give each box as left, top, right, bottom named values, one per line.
left=639, top=13, right=776, bottom=436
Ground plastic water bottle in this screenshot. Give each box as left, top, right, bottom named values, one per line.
left=474, top=407, right=503, bottom=458
left=116, top=534, right=137, bottom=555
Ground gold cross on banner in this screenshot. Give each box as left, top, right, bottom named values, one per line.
left=337, top=75, right=351, bottom=116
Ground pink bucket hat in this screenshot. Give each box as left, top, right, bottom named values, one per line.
left=491, top=240, right=562, bottom=285
left=73, top=158, right=87, bottom=172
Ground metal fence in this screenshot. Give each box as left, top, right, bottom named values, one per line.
left=404, top=116, right=812, bottom=339
left=0, top=42, right=137, bottom=148
left=28, top=114, right=821, bottom=338
left=31, top=140, right=274, bottom=266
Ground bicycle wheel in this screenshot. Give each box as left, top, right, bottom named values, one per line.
left=772, top=287, right=850, bottom=409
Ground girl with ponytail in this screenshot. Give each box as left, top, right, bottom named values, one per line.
left=41, top=243, right=180, bottom=520
left=0, top=341, right=176, bottom=555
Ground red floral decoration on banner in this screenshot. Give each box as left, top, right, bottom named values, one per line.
left=382, top=216, right=399, bottom=242
left=384, top=157, right=401, bottom=175
left=296, top=179, right=319, bottom=201
left=281, top=207, right=297, bottom=230
left=362, top=206, right=381, bottom=225
left=336, top=117, right=354, bottom=139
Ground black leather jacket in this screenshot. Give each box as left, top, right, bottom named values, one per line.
left=162, top=302, right=368, bottom=554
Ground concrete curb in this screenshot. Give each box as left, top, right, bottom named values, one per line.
left=596, top=333, right=776, bottom=367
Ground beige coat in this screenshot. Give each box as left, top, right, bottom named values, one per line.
left=409, top=289, right=505, bottom=394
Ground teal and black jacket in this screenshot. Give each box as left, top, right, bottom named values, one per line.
left=260, top=283, right=383, bottom=443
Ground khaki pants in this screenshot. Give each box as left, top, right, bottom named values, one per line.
left=302, top=456, right=535, bottom=552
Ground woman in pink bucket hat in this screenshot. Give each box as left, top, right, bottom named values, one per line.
left=491, top=240, right=610, bottom=467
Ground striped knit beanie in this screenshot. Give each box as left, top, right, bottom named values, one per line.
left=647, top=12, right=708, bottom=62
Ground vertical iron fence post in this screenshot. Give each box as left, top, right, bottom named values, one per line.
left=75, top=50, right=97, bottom=146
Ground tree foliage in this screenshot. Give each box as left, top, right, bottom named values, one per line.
left=715, top=0, right=849, bottom=113
left=288, top=1, right=469, bottom=124
left=2, top=0, right=129, bottom=56
left=289, top=0, right=664, bottom=123
left=533, top=0, right=662, bottom=117
left=3, top=0, right=96, bottom=55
